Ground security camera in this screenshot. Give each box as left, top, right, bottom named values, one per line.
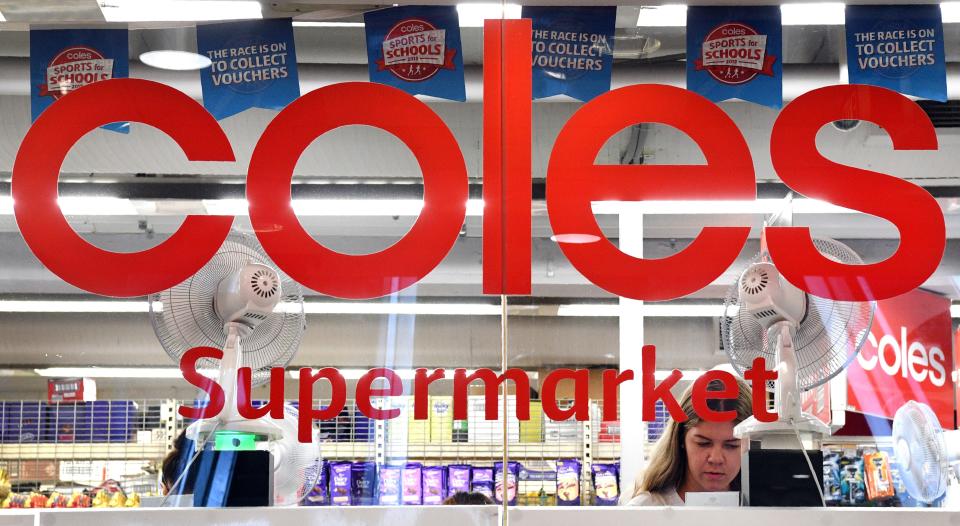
left=831, top=119, right=861, bottom=132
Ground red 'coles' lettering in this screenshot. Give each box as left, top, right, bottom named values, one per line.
left=9, top=21, right=943, bottom=303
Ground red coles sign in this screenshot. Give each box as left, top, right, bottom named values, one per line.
left=9, top=21, right=948, bottom=303
left=847, top=289, right=955, bottom=429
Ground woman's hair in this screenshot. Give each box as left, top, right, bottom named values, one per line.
left=161, top=430, right=192, bottom=495
left=442, top=491, right=494, bottom=505
left=634, top=374, right=753, bottom=497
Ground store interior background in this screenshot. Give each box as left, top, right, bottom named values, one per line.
left=0, top=0, right=957, bottom=504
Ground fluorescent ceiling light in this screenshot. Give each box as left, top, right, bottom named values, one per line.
left=140, top=50, right=212, bottom=71
left=304, top=302, right=501, bottom=316
left=0, top=301, right=150, bottom=313
left=457, top=3, right=521, bottom=27
left=781, top=3, right=845, bottom=26
left=590, top=199, right=855, bottom=215
left=58, top=197, right=138, bottom=216
left=557, top=304, right=729, bottom=317
left=288, top=368, right=479, bottom=380
left=203, top=199, right=484, bottom=217
left=99, top=0, right=262, bottom=22
left=943, top=2, right=960, bottom=23
left=0, top=300, right=737, bottom=318
left=34, top=367, right=215, bottom=379
left=637, top=5, right=687, bottom=27
left=637, top=3, right=852, bottom=27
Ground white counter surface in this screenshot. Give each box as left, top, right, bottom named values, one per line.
left=0, top=505, right=956, bottom=526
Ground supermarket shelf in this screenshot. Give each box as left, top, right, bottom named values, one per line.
left=322, top=442, right=596, bottom=461
left=594, top=443, right=622, bottom=460
left=0, top=443, right=167, bottom=461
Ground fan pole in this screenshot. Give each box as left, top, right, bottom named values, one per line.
left=773, top=323, right=802, bottom=422
left=218, top=323, right=244, bottom=423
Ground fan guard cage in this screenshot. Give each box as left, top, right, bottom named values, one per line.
left=720, top=238, right=875, bottom=391
left=272, top=404, right=322, bottom=505
left=893, top=401, right=949, bottom=503
left=149, top=233, right=306, bottom=387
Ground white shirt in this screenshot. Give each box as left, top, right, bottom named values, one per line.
left=626, top=489, right=685, bottom=506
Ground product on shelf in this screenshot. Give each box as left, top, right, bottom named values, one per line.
left=67, top=493, right=91, bottom=508
left=329, top=461, right=353, bottom=506
left=823, top=453, right=842, bottom=504
left=591, top=463, right=620, bottom=506
left=303, top=460, right=329, bottom=506
left=838, top=452, right=866, bottom=506
left=429, top=397, right=453, bottom=443
left=422, top=466, right=446, bottom=505
left=555, top=459, right=581, bottom=506
left=471, top=467, right=495, bottom=501
left=0, top=468, right=9, bottom=500
left=377, top=465, right=402, bottom=505
left=351, top=461, right=377, bottom=505
left=864, top=451, right=895, bottom=501
left=494, top=461, right=520, bottom=506
left=402, top=463, right=423, bottom=505
left=446, top=464, right=472, bottom=498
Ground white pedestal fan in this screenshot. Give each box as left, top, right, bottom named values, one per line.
left=149, top=232, right=319, bottom=505
left=892, top=400, right=960, bottom=506
left=721, top=237, right=875, bottom=504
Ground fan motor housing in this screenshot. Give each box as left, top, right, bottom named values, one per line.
left=215, top=263, right=283, bottom=333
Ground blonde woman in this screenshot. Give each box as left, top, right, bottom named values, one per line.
left=627, top=375, right=753, bottom=506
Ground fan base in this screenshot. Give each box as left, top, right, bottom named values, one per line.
left=187, top=417, right=286, bottom=444
left=734, top=413, right=830, bottom=447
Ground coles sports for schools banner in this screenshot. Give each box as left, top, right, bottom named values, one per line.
left=686, top=6, right=782, bottom=108
left=845, top=5, right=946, bottom=102
left=364, top=6, right=466, bottom=101
left=30, top=28, right=129, bottom=133
left=521, top=6, right=616, bottom=102
left=197, top=18, right=300, bottom=120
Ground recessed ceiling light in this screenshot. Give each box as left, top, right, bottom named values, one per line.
left=140, top=50, right=212, bottom=71
left=550, top=233, right=602, bottom=244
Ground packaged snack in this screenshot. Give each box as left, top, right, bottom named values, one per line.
left=329, top=461, right=353, bottom=506
left=471, top=467, right=495, bottom=500
left=447, top=465, right=472, bottom=498
left=304, top=461, right=330, bottom=506
left=556, top=459, right=581, bottom=506
left=402, top=463, right=423, bottom=505
left=864, top=451, right=895, bottom=501
left=422, top=466, right=446, bottom=505
left=352, top=461, right=377, bottom=505
left=378, top=465, right=403, bottom=505
left=494, top=461, right=520, bottom=505
left=591, top=464, right=620, bottom=506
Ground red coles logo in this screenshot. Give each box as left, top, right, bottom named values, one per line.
left=847, top=290, right=954, bottom=429
left=9, top=20, right=948, bottom=304
left=376, top=18, right=457, bottom=82
left=696, top=23, right=777, bottom=85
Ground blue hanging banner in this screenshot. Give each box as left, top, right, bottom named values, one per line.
left=845, top=5, right=946, bottom=102
left=686, top=6, right=782, bottom=108
left=30, top=28, right=129, bottom=133
left=522, top=6, right=616, bottom=102
left=197, top=18, right=300, bottom=120
left=364, top=6, right=466, bottom=101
